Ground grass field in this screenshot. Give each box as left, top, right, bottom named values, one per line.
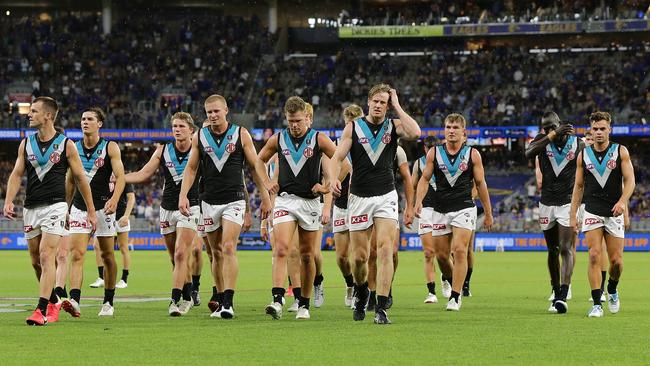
left=1, top=250, right=649, bottom=365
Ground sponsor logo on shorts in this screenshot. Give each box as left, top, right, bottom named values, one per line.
left=420, top=223, right=432, bottom=229
left=351, top=214, right=368, bottom=224
left=304, top=147, right=313, bottom=158
left=69, top=220, right=87, bottom=228
left=606, top=160, right=617, bottom=170
left=381, top=134, right=391, bottom=144
left=615, top=218, right=622, bottom=224
left=226, top=143, right=236, bottom=153
left=358, top=137, right=369, bottom=144
left=203, top=218, right=214, bottom=225
left=431, top=224, right=447, bottom=230
left=274, top=210, right=289, bottom=218
left=23, top=225, right=34, bottom=233
left=197, top=224, right=205, bottom=231
left=539, top=217, right=549, bottom=225
left=50, top=152, right=61, bottom=164
left=584, top=217, right=602, bottom=225
left=334, top=219, right=346, bottom=227
left=160, top=221, right=171, bottom=229
left=94, top=157, right=104, bottom=167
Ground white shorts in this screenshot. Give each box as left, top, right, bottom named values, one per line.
left=538, top=203, right=571, bottom=230
left=23, top=202, right=68, bottom=240
left=347, top=190, right=399, bottom=232
left=582, top=210, right=624, bottom=238
left=333, top=206, right=349, bottom=233
left=202, top=200, right=246, bottom=232
left=197, top=213, right=207, bottom=238
left=69, top=206, right=116, bottom=237
left=116, top=219, right=131, bottom=234
left=417, top=207, right=435, bottom=235
left=160, top=206, right=200, bottom=235
left=273, top=194, right=322, bottom=231
left=430, top=206, right=477, bottom=237
left=577, top=204, right=586, bottom=226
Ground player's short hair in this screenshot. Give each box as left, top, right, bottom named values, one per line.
left=423, top=135, right=439, bottom=148
left=589, top=111, right=611, bottom=125
left=85, top=107, right=106, bottom=124
left=305, top=103, right=314, bottom=118
left=171, top=112, right=196, bottom=130
left=368, top=83, right=391, bottom=99
left=204, top=94, right=228, bottom=108
left=541, top=111, right=561, bottom=126
left=33, top=96, right=59, bottom=120
left=444, top=113, right=466, bottom=128
left=343, top=104, right=364, bottom=122
left=284, top=96, right=308, bottom=115
left=584, top=130, right=593, bottom=137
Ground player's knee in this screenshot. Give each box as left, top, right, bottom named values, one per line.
left=222, top=241, right=236, bottom=256
left=337, top=252, right=349, bottom=264
left=70, top=248, right=85, bottom=263
left=610, top=256, right=623, bottom=270
left=174, top=249, right=187, bottom=264
left=424, top=249, right=435, bottom=259
left=274, top=245, right=288, bottom=259
left=354, top=251, right=368, bottom=265
left=588, top=250, right=601, bottom=266
left=452, top=246, right=467, bottom=259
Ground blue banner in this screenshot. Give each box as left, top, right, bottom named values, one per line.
left=2, top=232, right=650, bottom=252
left=443, top=22, right=582, bottom=36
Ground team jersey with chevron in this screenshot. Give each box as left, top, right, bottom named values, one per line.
left=72, top=138, right=114, bottom=211
left=198, top=124, right=245, bottom=204
left=277, top=128, right=322, bottom=199
left=23, top=132, right=69, bottom=208
left=582, top=142, right=623, bottom=217
left=535, top=134, right=581, bottom=206
left=349, top=117, right=398, bottom=197
left=415, top=155, right=437, bottom=208
left=432, top=144, right=475, bottom=213
left=160, top=143, right=199, bottom=210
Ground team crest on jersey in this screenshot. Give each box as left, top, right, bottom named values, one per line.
left=49, top=152, right=61, bottom=163
left=606, top=160, right=617, bottom=169
left=226, top=143, right=236, bottom=153
left=459, top=162, right=468, bottom=171
left=304, top=147, right=314, bottom=158
left=95, top=157, right=104, bottom=167
left=566, top=151, right=575, bottom=160
left=381, top=134, right=391, bottom=144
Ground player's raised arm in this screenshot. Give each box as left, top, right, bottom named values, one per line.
left=2, top=140, right=26, bottom=219
left=471, top=148, right=492, bottom=231
left=390, top=89, right=421, bottom=141
left=125, top=144, right=163, bottom=184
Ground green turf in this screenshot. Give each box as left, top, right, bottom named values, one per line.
left=1, top=250, right=649, bottom=365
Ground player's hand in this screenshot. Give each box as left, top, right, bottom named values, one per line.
left=611, top=200, right=626, bottom=217
left=178, top=196, right=191, bottom=217
left=260, top=197, right=271, bottom=220
left=265, top=181, right=279, bottom=195
left=403, top=207, right=414, bottom=228
left=321, top=207, right=331, bottom=226
left=86, top=209, right=98, bottom=235
left=389, top=88, right=400, bottom=109
left=483, top=212, right=493, bottom=232
left=414, top=202, right=423, bottom=218
left=330, top=179, right=342, bottom=198
left=555, top=124, right=574, bottom=137
left=103, top=199, right=117, bottom=215
left=311, top=183, right=330, bottom=196
left=118, top=216, right=129, bottom=228
left=242, top=211, right=252, bottom=233
left=3, top=202, right=15, bottom=220
left=261, top=224, right=269, bottom=242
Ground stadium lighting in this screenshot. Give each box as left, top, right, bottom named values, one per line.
left=308, top=17, right=315, bottom=28
left=16, top=102, right=30, bottom=115
left=5, top=10, right=9, bottom=16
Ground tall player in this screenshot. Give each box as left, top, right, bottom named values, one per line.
left=4, top=97, right=97, bottom=325
left=126, top=112, right=199, bottom=316
left=412, top=136, right=440, bottom=303
left=331, top=84, right=421, bottom=324
left=570, top=111, right=634, bottom=318
left=63, top=107, right=125, bottom=317
left=258, top=96, right=338, bottom=320
left=180, top=94, right=271, bottom=319
left=415, top=113, right=493, bottom=311
left=525, top=112, right=582, bottom=313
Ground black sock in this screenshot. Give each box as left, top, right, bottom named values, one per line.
left=288, top=276, right=293, bottom=287
left=49, top=288, right=58, bottom=304
left=121, top=269, right=129, bottom=283
left=313, top=273, right=324, bottom=287
left=369, top=290, right=377, bottom=302
left=592, top=289, right=603, bottom=305
left=70, top=289, right=81, bottom=304
left=607, top=278, right=619, bottom=295
left=38, top=297, right=49, bottom=316
left=216, top=292, right=225, bottom=305
left=192, top=275, right=201, bottom=291
left=377, top=295, right=389, bottom=310
left=272, top=287, right=285, bottom=304
left=450, top=290, right=460, bottom=302
left=293, top=287, right=302, bottom=301
left=298, top=295, right=310, bottom=309
left=182, top=283, right=192, bottom=301
left=171, top=288, right=182, bottom=304
left=600, top=271, right=607, bottom=291
left=344, top=274, right=354, bottom=288
left=442, top=274, right=452, bottom=284
left=104, top=289, right=115, bottom=306
left=223, top=289, right=234, bottom=308
left=559, top=284, right=570, bottom=301
left=210, top=286, right=218, bottom=302
left=98, top=266, right=104, bottom=280
left=54, top=286, right=67, bottom=301
left=552, top=285, right=561, bottom=300
left=388, top=287, right=392, bottom=298
left=464, top=267, right=473, bottom=288
left=427, top=282, right=436, bottom=294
